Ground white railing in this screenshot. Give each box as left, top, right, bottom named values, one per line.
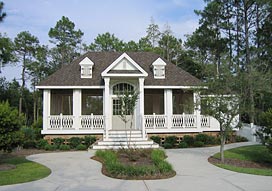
left=48, top=114, right=74, bottom=129
left=144, top=114, right=167, bottom=129
left=172, top=114, right=197, bottom=128
left=201, top=116, right=210, bottom=128
left=80, top=114, right=104, bottom=129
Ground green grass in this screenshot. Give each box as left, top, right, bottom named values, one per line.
left=213, top=145, right=272, bottom=176
left=94, top=149, right=176, bottom=179
left=0, top=156, right=51, bottom=186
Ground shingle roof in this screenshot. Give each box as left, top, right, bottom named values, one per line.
left=38, top=52, right=201, bottom=87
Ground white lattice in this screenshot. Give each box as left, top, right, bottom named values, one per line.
left=144, top=114, right=167, bottom=129
left=172, top=114, right=196, bottom=128
left=80, top=115, right=104, bottom=129
left=201, top=116, right=210, bottom=127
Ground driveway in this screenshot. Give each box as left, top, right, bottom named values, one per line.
left=1, top=142, right=272, bottom=191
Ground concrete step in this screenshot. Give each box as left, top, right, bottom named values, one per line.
left=92, top=143, right=159, bottom=150
left=96, top=140, right=154, bottom=146
left=106, top=137, right=148, bottom=142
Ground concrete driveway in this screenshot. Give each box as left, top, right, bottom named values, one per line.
left=1, top=142, right=272, bottom=191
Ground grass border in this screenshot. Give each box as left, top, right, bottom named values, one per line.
left=0, top=156, right=51, bottom=186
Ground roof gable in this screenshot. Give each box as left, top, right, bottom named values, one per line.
left=101, top=53, right=148, bottom=77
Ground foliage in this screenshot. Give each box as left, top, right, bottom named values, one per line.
left=0, top=1, right=6, bottom=22
left=178, top=141, right=188, bottom=148
left=36, top=139, right=48, bottom=149
left=89, top=32, right=124, bottom=51
left=59, top=144, right=70, bottom=151
left=95, top=149, right=175, bottom=179
left=150, top=136, right=161, bottom=145
left=183, top=135, right=194, bottom=146
left=52, top=138, right=65, bottom=148
left=163, top=136, right=177, bottom=148
left=0, top=156, right=51, bottom=186
left=0, top=33, right=15, bottom=71
left=76, top=144, right=87, bottom=150
left=68, top=137, right=82, bottom=149
left=44, top=144, right=57, bottom=151
left=0, top=102, right=24, bottom=152
left=193, top=141, right=204, bottom=147
left=234, top=135, right=248, bottom=143
left=83, top=136, right=96, bottom=147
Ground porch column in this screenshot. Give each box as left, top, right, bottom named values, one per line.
left=43, top=89, right=50, bottom=131
left=164, top=89, right=173, bottom=129
left=138, top=78, right=145, bottom=138
left=73, top=89, right=81, bottom=130
left=194, top=92, right=201, bottom=130
left=103, top=77, right=110, bottom=140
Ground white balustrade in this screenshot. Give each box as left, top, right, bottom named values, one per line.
left=172, top=114, right=197, bottom=128
left=48, top=114, right=74, bottom=129
left=144, top=114, right=167, bottom=129
left=201, top=116, right=210, bottom=128
left=80, top=114, right=104, bottom=129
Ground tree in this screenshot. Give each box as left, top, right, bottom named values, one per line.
left=118, top=90, right=139, bottom=148
left=146, top=17, right=160, bottom=48
left=0, top=33, right=15, bottom=73
left=0, top=102, right=24, bottom=152
left=49, top=16, right=84, bottom=69
left=0, top=1, right=6, bottom=23
left=14, top=31, right=39, bottom=114
left=88, top=32, right=124, bottom=51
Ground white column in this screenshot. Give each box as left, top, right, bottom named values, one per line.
left=43, top=89, right=50, bottom=131
left=164, top=89, right=173, bottom=129
left=138, top=78, right=145, bottom=138
left=104, top=77, right=110, bottom=140
left=73, top=89, right=81, bottom=130
left=194, top=92, right=201, bottom=130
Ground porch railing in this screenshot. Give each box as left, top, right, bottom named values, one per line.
left=172, top=114, right=196, bottom=128
left=48, top=114, right=74, bottom=129
left=80, top=115, right=104, bottom=129
left=144, top=114, right=167, bottom=129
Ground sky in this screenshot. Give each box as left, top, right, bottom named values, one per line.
left=0, top=0, right=205, bottom=86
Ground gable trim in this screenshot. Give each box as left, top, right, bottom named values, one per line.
left=101, top=53, right=148, bottom=77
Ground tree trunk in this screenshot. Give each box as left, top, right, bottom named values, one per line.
left=220, top=130, right=226, bottom=163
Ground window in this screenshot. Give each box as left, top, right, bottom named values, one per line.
left=82, top=90, right=103, bottom=115
left=173, top=90, right=193, bottom=114
left=144, top=89, right=164, bottom=114
left=154, top=66, right=165, bottom=78
left=113, top=83, right=134, bottom=95
left=51, top=90, right=73, bottom=115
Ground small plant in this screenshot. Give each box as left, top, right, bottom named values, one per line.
left=183, top=135, right=194, bottom=146
left=235, top=135, right=248, bottom=142
left=37, top=139, right=48, bottom=149
left=69, top=137, right=82, bottom=149
left=52, top=138, right=65, bottom=148
left=76, top=144, right=87, bottom=150
left=23, top=140, right=36, bottom=149
left=164, top=136, right=177, bottom=148
left=59, top=144, right=70, bottom=151
left=178, top=141, right=188, bottom=148
left=163, top=143, right=173, bottom=149
left=44, top=144, right=57, bottom=151
left=150, top=136, right=161, bottom=145
left=195, top=134, right=209, bottom=144
left=84, top=136, right=96, bottom=147
left=194, top=141, right=204, bottom=147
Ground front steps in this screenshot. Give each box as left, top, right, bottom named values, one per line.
left=92, top=130, right=159, bottom=149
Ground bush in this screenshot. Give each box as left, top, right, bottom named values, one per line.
left=59, top=144, right=70, bottom=151
left=83, top=136, right=96, bottom=147
left=150, top=136, right=161, bottom=145
left=257, top=109, right=272, bottom=152
left=235, top=135, right=248, bottom=142
left=194, top=141, right=204, bottom=147
left=44, top=144, right=57, bottom=151
left=183, top=135, right=194, bottom=146
left=69, top=137, right=82, bottom=148
left=178, top=141, right=188, bottom=148
left=23, top=140, right=36, bottom=149
left=37, top=139, right=48, bottom=149
left=195, top=134, right=209, bottom=144
left=76, top=144, right=87, bottom=150
left=163, top=143, right=173, bottom=149
left=52, top=138, right=65, bottom=148
left=164, top=136, right=177, bottom=148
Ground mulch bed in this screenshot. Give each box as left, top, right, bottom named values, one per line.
left=208, top=156, right=272, bottom=169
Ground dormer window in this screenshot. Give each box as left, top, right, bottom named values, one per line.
left=79, top=57, right=94, bottom=79
left=152, top=58, right=166, bottom=79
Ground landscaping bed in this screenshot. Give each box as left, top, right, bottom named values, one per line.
left=92, top=149, right=176, bottom=180
left=208, top=145, right=272, bottom=176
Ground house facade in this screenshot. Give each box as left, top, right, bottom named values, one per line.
left=37, top=52, right=220, bottom=148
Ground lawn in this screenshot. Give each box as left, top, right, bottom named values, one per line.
left=211, top=145, right=272, bottom=176
left=0, top=156, right=51, bottom=186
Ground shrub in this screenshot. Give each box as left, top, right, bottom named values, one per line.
left=52, top=138, right=65, bottom=148
left=76, top=144, right=87, bottom=150
left=69, top=137, right=82, bottom=148
left=44, top=144, right=57, bottom=151
left=37, top=139, right=48, bottom=149
left=235, top=135, right=248, bottom=142
left=178, top=141, right=188, bottom=148
left=150, top=136, right=161, bottom=145
left=23, top=140, right=36, bottom=149
left=163, top=143, right=173, bottom=149
left=84, top=136, right=96, bottom=147
left=183, top=135, right=194, bottom=146
left=164, top=136, right=177, bottom=148
left=59, top=144, right=70, bottom=151
left=194, top=141, right=204, bottom=147
left=195, top=134, right=209, bottom=144
left=257, top=109, right=272, bottom=152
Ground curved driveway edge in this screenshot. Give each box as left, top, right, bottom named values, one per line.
left=1, top=142, right=271, bottom=191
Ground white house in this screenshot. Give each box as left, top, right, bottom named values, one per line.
left=37, top=52, right=220, bottom=149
